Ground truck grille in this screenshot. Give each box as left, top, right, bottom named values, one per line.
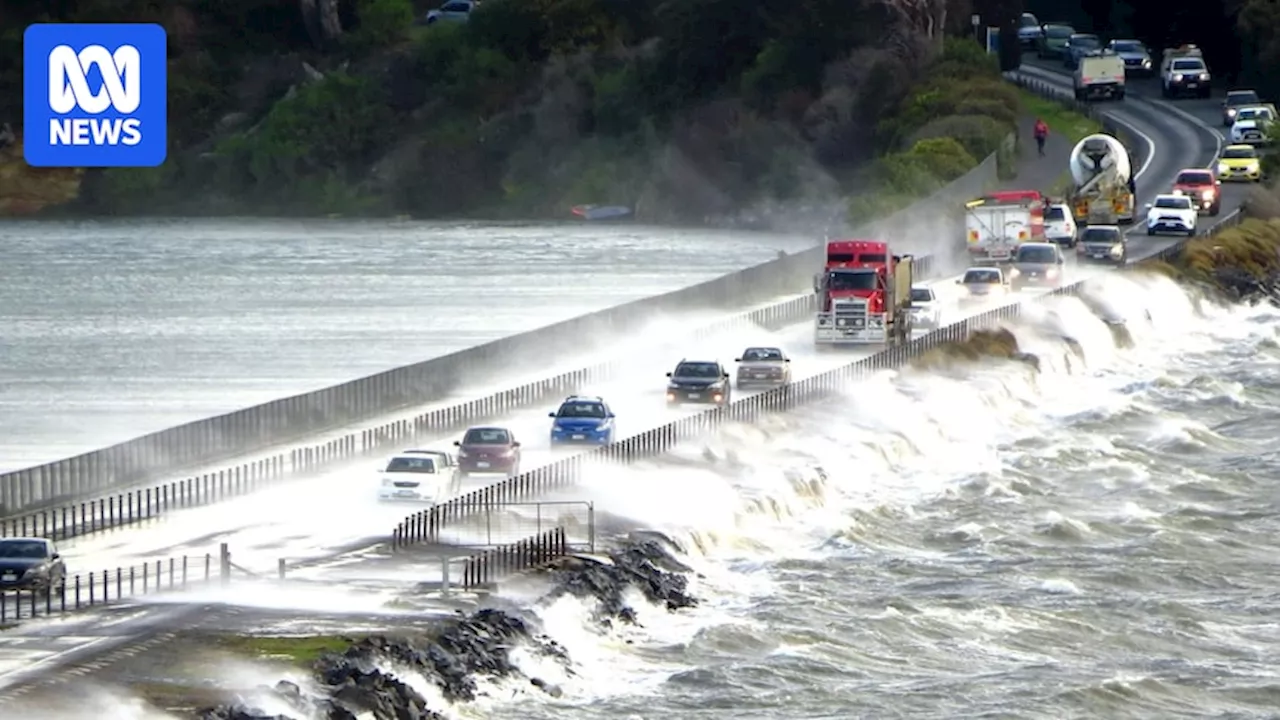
left=832, top=300, right=867, bottom=328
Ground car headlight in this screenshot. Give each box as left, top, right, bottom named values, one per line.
left=1228, top=108, right=1238, bottom=118
left=1173, top=73, right=1183, bottom=81
left=1249, top=162, right=1260, bottom=172
left=1172, top=188, right=1184, bottom=195
left=382, top=478, right=394, bottom=486
left=1008, top=267, right=1020, bottom=277
left=1142, top=59, right=1151, bottom=68
left=1110, top=245, right=1123, bottom=257
left=1217, top=162, right=1228, bottom=174
left=1200, top=72, right=1210, bottom=81
left=1202, top=189, right=1214, bottom=199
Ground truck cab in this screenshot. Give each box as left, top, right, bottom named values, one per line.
left=814, top=240, right=913, bottom=346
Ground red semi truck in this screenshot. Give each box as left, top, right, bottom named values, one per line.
left=813, top=240, right=914, bottom=347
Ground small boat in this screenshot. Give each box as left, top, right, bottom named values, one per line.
left=570, top=204, right=634, bottom=222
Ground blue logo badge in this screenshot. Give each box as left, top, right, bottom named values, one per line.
left=23, top=23, right=167, bottom=168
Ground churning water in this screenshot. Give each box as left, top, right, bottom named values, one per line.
left=491, top=270, right=1280, bottom=719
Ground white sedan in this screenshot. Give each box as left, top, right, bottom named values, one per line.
left=376, top=449, right=462, bottom=504
left=1145, top=194, right=1197, bottom=236
left=909, top=286, right=941, bottom=329
left=1230, top=106, right=1274, bottom=145
left=957, top=266, right=1011, bottom=304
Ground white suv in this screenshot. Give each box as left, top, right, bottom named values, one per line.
left=1145, top=194, right=1197, bottom=237
left=1043, top=203, right=1078, bottom=247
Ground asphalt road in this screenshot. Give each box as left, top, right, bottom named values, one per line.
left=1016, top=57, right=1251, bottom=263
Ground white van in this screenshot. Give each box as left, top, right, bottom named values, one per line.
left=1074, top=53, right=1125, bottom=101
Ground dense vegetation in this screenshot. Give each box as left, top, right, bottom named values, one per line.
left=4, top=0, right=1027, bottom=221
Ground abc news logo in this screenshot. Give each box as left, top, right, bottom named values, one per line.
left=48, top=44, right=143, bottom=146
left=23, top=24, right=166, bottom=168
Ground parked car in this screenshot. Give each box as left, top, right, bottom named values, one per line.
left=423, top=0, right=477, bottom=25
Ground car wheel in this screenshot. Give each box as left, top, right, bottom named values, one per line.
left=1146, top=228, right=1154, bottom=236
left=1210, top=204, right=1221, bottom=216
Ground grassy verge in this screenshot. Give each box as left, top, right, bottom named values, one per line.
left=909, top=328, right=1022, bottom=370
left=1017, top=89, right=1102, bottom=143
left=1145, top=217, right=1280, bottom=284
left=208, top=634, right=357, bottom=666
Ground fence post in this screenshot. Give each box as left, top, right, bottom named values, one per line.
left=278, top=558, right=286, bottom=580
left=588, top=502, right=595, bottom=552
left=219, top=543, right=230, bottom=587
left=441, top=556, right=450, bottom=596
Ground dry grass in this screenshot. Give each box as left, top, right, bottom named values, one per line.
left=909, top=327, right=1022, bottom=370
left=0, top=141, right=82, bottom=216
left=1145, top=218, right=1280, bottom=284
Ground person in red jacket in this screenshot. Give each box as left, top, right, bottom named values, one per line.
left=1033, top=118, right=1049, bottom=157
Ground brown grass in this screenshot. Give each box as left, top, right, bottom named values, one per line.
left=1143, top=218, right=1280, bottom=285
left=0, top=141, right=83, bottom=216
left=909, top=327, right=1022, bottom=370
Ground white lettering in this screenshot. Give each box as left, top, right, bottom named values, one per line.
left=47, top=44, right=142, bottom=115
left=72, top=119, right=91, bottom=144
left=50, top=118, right=144, bottom=146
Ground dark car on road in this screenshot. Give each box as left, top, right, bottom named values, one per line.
left=1063, top=33, right=1102, bottom=70
left=1037, top=24, right=1075, bottom=60
left=1223, top=89, right=1262, bottom=127
left=666, top=359, right=731, bottom=406
left=0, top=537, right=65, bottom=593
left=454, top=426, right=521, bottom=477
left=1010, top=242, right=1067, bottom=289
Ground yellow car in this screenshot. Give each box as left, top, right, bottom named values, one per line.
left=1217, top=144, right=1263, bottom=182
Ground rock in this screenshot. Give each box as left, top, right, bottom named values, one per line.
left=541, top=535, right=700, bottom=624
left=1011, top=351, right=1041, bottom=372
left=199, top=704, right=293, bottom=720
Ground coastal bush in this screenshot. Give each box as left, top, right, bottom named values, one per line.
left=847, top=137, right=977, bottom=225
left=1177, top=219, right=1280, bottom=282
left=347, top=0, right=414, bottom=51
left=211, top=72, right=393, bottom=211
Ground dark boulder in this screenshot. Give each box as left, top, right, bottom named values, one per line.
left=541, top=534, right=700, bottom=625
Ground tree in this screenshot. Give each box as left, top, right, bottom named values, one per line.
left=300, top=0, right=345, bottom=50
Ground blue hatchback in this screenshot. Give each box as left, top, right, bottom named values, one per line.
left=549, top=396, right=615, bottom=445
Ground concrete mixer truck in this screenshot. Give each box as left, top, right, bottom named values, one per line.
left=1068, top=133, right=1136, bottom=226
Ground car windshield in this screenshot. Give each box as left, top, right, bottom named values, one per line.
left=1017, top=246, right=1057, bottom=263
left=1172, top=59, right=1204, bottom=72
left=1228, top=92, right=1260, bottom=106
left=1046, top=26, right=1073, bottom=39
left=1082, top=228, right=1120, bottom=243
left=440, top=2, right=469, bottom=10
left=1176, top=171, right=1213, bottom=185
left=1239, top=108, right=1273, bottom=121
left=463, top=428, right=510, bottom=445
left=1222, top=147, right=1257, bottom=159
left=910, top=288, right=934, bottom=303
left=385, top=456, right=436, bottom=473
left=1072, top=35, right=1100, bottom=48
left=558, top=401, right=606, bottom=418
left=826, top=269, right=877, bottom=291
left=0, top=540, right=48, bottom=559
left=742, top=347, right=784, bottom=361
left=1020, top=14, right=1038, bottom=27
left=675, top=362, right=720, bottom=378
left=1044, top=206, right=1067, bottom=221
left=964, top=269, right=1002, bottom=284
left=1110, top=41, right=1143, bottom=53
left=1154, top=196, right=1192, bottom=209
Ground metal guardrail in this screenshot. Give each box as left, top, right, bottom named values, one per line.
left=390, top=205, right=1247, bottom=548
left=460, top=527, right=569, bottom=590
left=0, top=550, right=219, bottom=625
left=392, top=500, right=594, bottom=550
left=0, top=526, right=572, bottom=626
left=0, top=150, right=1000, bottom=518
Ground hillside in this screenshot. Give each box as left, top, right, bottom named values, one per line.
left=3, top=0, right=1025, bottom=224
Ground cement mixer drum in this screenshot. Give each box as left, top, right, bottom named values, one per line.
left=1069, top=133, right=1131, bottom=186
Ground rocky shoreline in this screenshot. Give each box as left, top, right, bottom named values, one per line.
left=200, top=534, right=696, bottom=720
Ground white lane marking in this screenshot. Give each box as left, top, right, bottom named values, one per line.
left=1152, top=97, right=1225, bottom=164
left=0, top=636, right=112, bottom=686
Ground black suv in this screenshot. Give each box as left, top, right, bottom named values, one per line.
left=666, top=360, right=731, bottom=406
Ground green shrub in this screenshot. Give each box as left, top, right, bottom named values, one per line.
left=907, top=114, right=1008, bottom=162
left=906, top=137, right=976, bottom=181
left=348, top=0, right=414, bottom=51
left=212, top=72, right=393, bottom=211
